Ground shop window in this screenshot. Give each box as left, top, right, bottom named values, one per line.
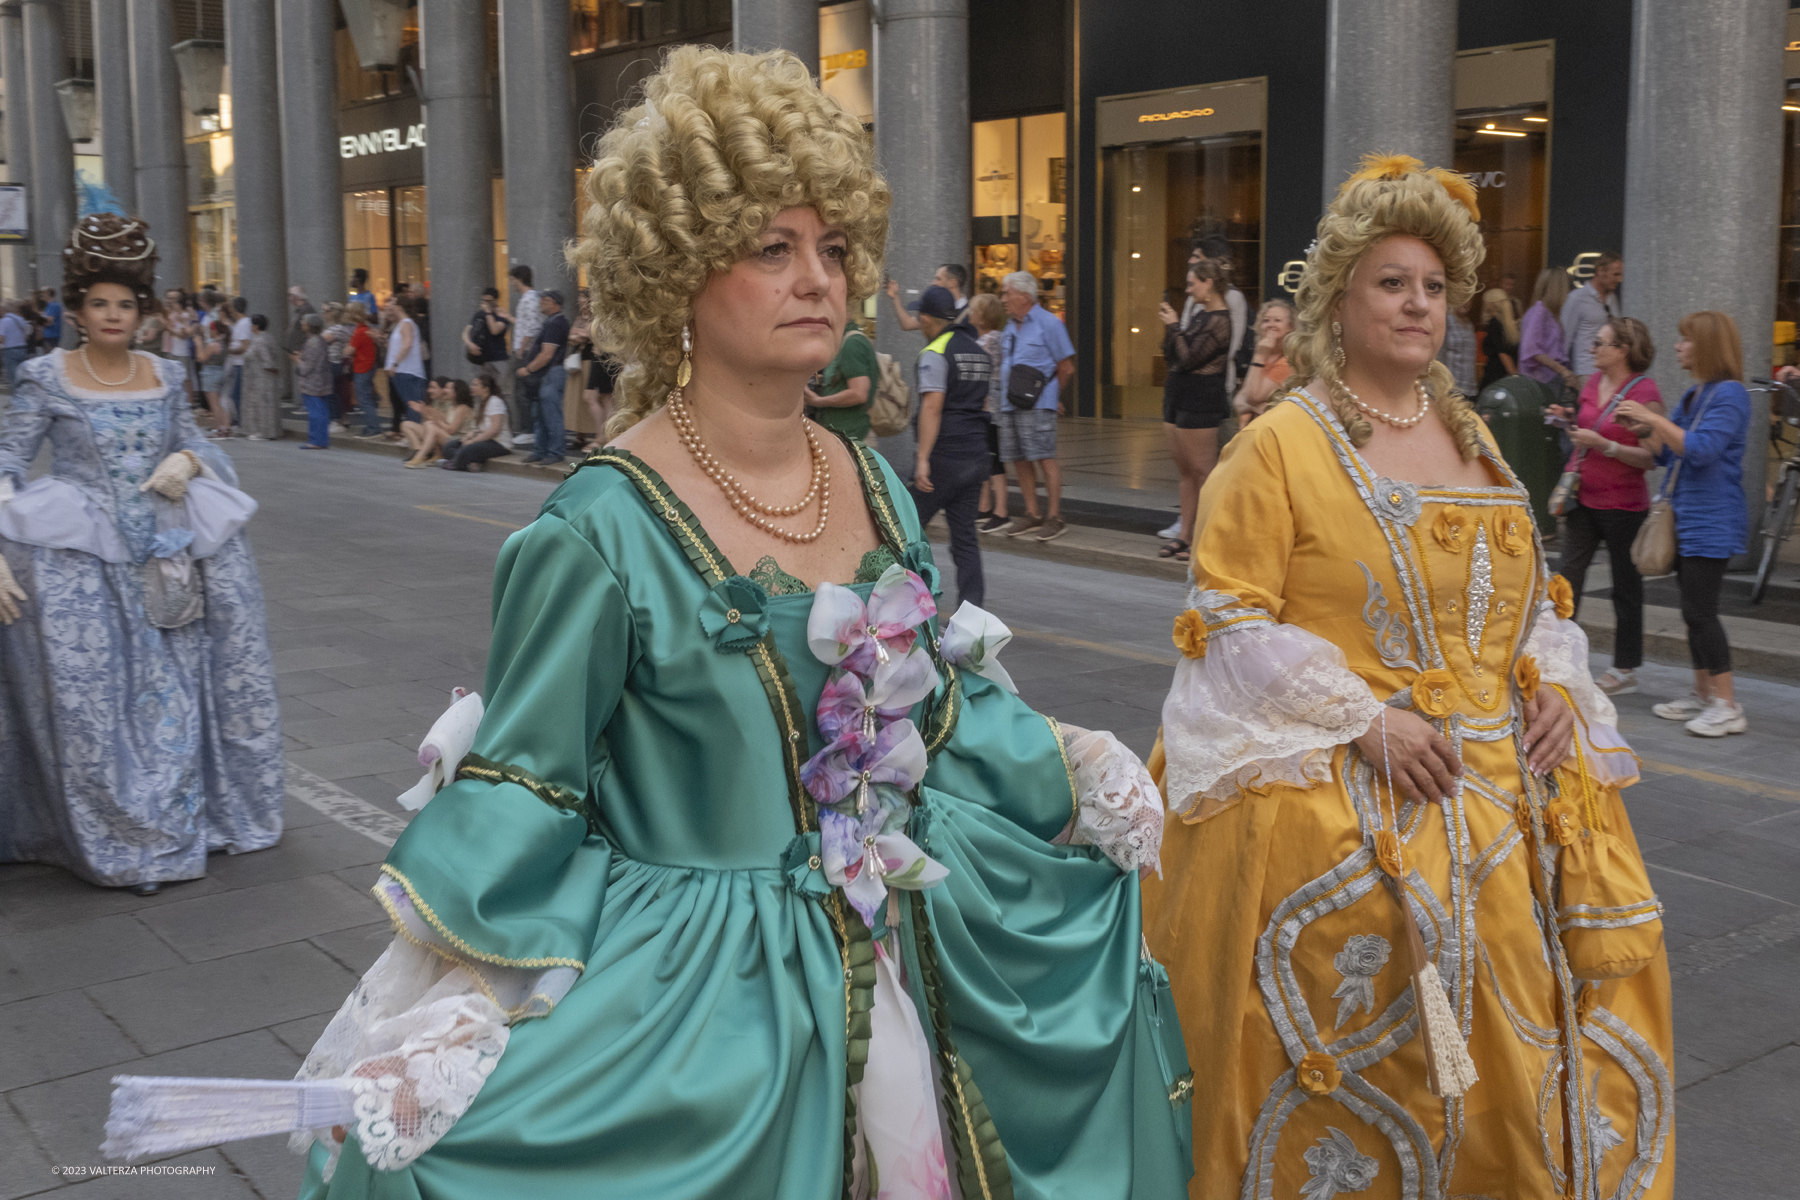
left=1454, top=43, right=1552, bottom=377
left=395, top=185, right=429, bottom=292
left=570, top=0, right=639, bottom=54
left=1100, top=135, right=1262, bottom=420
left=344, top=189, right=394, bottom=303
left=189, top=206, right=235, bottom=295
left=493, top=177, right=508, bottom=299
left=1777, top=81, right=1800, bottom=367
left=971, top=113, right=1065, bottom=314
left=336, top=24, right=418, bottom=106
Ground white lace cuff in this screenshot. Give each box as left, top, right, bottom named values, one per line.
left=1162, top=591, right=1383, bottom=818
left=1524, top=603, right=1640, bottom=788
left=290, top=938, right=511, bottom=1178
left=1061, top=728, right=1163, bottom=875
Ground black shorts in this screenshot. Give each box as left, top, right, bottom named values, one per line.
left=588, top=354, right=622, bottom=394
left=1163, top=372, right=1228, bottom=430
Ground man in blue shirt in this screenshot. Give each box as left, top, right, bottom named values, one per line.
left=38, top=288, right=63, bottom=351
left=347, top=268, right=377, bottom=318
left=995, top=271, right=1074, bottom=541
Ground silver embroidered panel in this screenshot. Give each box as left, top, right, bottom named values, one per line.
left=1466, top=523, right=1494, bottom=661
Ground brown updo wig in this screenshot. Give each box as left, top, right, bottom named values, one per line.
left=61, top=213, right=160, bottom=317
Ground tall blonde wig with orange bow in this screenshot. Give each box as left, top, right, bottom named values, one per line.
left=1289, top=154, right=1488, bottom=460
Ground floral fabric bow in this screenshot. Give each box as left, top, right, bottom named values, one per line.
left=807, top=564, right=936, bottom=677
left=939, top=601, right=1018, bottom=693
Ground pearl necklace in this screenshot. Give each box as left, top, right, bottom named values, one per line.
left=668, top=388, right=832, bottom=543
left=79, top=346, right=138, bottom=388
left=1333, top=378, right=1431, bottom=429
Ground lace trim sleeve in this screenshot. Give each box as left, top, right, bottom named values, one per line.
left=1523, top=602, right=1640, bottom=788
left=1161, top=588, right=1383, bottom=819
left=1059, top=727, right=1164, bottom=876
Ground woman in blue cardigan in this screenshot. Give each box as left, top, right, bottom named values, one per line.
left=1616, top=309, right=1751, bottom=737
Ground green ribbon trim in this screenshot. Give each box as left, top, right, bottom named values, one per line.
left=908, top=890, right=1013, bottom=1200
left=454, top=751, right=602, bottom=837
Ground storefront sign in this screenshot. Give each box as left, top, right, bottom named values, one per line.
left=1097, top=79, right=1265, bottom=147
left=1277, top=259, right=1306, bottom=295
left=820, top=2, right=872, bottom=125
left=0, top=184, right=26, bottom=242
left=340, top=122, right=426, bottom=159
left=338, top=93, right=424, bottom=190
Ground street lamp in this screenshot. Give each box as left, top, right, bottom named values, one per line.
left=339, top=0, right=411, bottom=71
left=53, top=78, right=94, bottom=143
left=171, top=39, right=226, bottom=116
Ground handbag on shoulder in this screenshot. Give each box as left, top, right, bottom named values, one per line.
left=1630, top=382, right=1717, bottom=577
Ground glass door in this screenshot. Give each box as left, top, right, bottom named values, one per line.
left=1100, top=134, right=1262, bottom=419
left=971, top=114, right=1066, bottom=313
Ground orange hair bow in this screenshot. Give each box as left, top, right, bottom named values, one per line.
left=1340, top=152, right=1480, bottom=222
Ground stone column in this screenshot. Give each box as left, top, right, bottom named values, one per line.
left=733, top=0, right=818, bottom=68
left=226, top=0, right=285, bottom=337
left=873, top=0, right=968, bottom=354
left=1320, top=0, right=1455, bottom=202
left=276, top=0, right=342, bottom=317
left=92, top=0, right=135, bottom=213
left=20, top=0, right=72, bottom=291
left=420, top=0, right=492, bottom=382
left=129, top=0, right=190, bottom=293
left=1623, top=0, right=1786, bottom=557
left=498, top=0, right=574, bottom=305
left=1, top=4, right=33, bottom=298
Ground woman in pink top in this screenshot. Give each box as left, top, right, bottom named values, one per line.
left=1559, top=316, right=1664, bottom=695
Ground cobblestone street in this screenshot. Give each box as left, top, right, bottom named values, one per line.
left=1, top=439, right=1796, bottom=1197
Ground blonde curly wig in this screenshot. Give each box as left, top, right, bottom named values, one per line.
left=1288, top=154, right=1487, bottom=459
left=571, top=46, right=891, bottom=438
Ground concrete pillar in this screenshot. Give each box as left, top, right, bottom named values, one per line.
left=129, top=0, right=190, bottom=293
left=1320, top=0, right=1454, bottom=203
left=226, top=0, right=285, bottom=337
left=734, top=0, right=818, bottom=68
left=92, top=0, right=135, bottom=213
left=498, top=0, right=574, bottom=305
left=277, top=0, right=343, bottom=315
left=1623, top=0, right=1787, bottom=557
left=420, top=0, right=492, bottom=382
left=20, top=0, right=72, bottom=291
left=1, top=4, right=33, bottom=298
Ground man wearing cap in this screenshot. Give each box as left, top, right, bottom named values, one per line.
left=995, top=271, right=1075, bottom=542
left=517, top=289, right=569, bottom=465
left=909, top=285, right=994, bottom=608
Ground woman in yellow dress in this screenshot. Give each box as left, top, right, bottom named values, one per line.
left=1144, top=156, right=1673, bottom=1200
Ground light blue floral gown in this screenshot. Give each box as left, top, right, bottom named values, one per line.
left=0, top=350, right=283, bottom=887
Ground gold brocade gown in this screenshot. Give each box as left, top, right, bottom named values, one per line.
left=1144, top=389, right=1673, bottom=1200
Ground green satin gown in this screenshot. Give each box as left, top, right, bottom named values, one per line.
left=300, top=440, right=1193, bottom=1200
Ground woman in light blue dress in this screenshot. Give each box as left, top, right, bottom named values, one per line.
left=0, top=213, right=283, bottom=894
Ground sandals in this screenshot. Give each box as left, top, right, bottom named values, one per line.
left=1158, top=538, right=1190, bottom=560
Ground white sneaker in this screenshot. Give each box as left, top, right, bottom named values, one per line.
left=511, top=433, right=536, bottom=447
left=1651, top=693, right=1706, bottom=721
left=1684, top=698, right=1747, bottom=738
left=1157, top=521, right=1182, bottom=540
left=1596, top=669, right=1637, bottom=696
left=328, top=422, right=346, bottom=432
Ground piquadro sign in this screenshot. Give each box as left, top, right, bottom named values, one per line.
left=340, top=122, right=426, bottom=159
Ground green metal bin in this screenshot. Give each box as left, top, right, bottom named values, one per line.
left=1473, top=374, right=1565, bottom=531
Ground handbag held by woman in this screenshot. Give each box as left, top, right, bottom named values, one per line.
left=1630, top=382, right=1717, bottom=577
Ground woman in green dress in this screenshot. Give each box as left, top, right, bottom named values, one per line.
left=103, top=47, right=1190, bottom=1200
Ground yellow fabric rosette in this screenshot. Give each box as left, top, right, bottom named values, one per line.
left=1374, top=829, right=1405, bottom=879
left=1413, top=668, right=1456, bottom=718
left=1431, top=504, right=1468, bottom=553
left=1493, top=509, right=1529, bottom=556
left=1547, top=573, right=1575, bottom=620
left=1297, top=1051, right=1342, bottom=1095
left=1172, top=609, right=1207, bottom=659
left=1513, top=654, right=1541, bottom=701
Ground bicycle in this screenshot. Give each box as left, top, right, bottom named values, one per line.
left=1748, top=377, right=1800, bottom=603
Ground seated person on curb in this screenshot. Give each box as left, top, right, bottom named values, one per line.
left=441, top=372, right=514, bottom=472
left=402, top=376, right=475, bottom=467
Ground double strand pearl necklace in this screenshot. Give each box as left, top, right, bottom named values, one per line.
left=668, top=388, right=832, bottom=543
left=79, top=345, right=138, bottom=388
left=1333, top=377, right=1431, bottom=429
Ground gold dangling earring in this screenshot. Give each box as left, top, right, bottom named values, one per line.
left=675, top=324, right=693, bottom=388
left=1331, top=320, right=1346, bottom=370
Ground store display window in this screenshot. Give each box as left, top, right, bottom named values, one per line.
left=344, top=189, right=394, bottom=302
left=971, top=113, right=1066, bottom=313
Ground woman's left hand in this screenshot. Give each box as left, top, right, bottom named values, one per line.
left=139, top=452, right=199, bottom=501
left=1521, top=687, right=1574, bottom=776
left=1157, top=302, right=1177, bottom=326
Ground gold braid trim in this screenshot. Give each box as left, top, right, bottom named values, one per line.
left=1045, top=715, right=1078, bottom=832
left=454, top=751, right=602, bottom=836
left=371, top=879, right=564, bottom=1022
left=375, top=863, right=587, bottom=972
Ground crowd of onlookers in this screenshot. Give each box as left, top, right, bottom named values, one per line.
left=0, top=287, right=72, bottom=385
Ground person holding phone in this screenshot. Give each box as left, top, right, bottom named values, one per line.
left=1156, top=259, right=1231, bottom=560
